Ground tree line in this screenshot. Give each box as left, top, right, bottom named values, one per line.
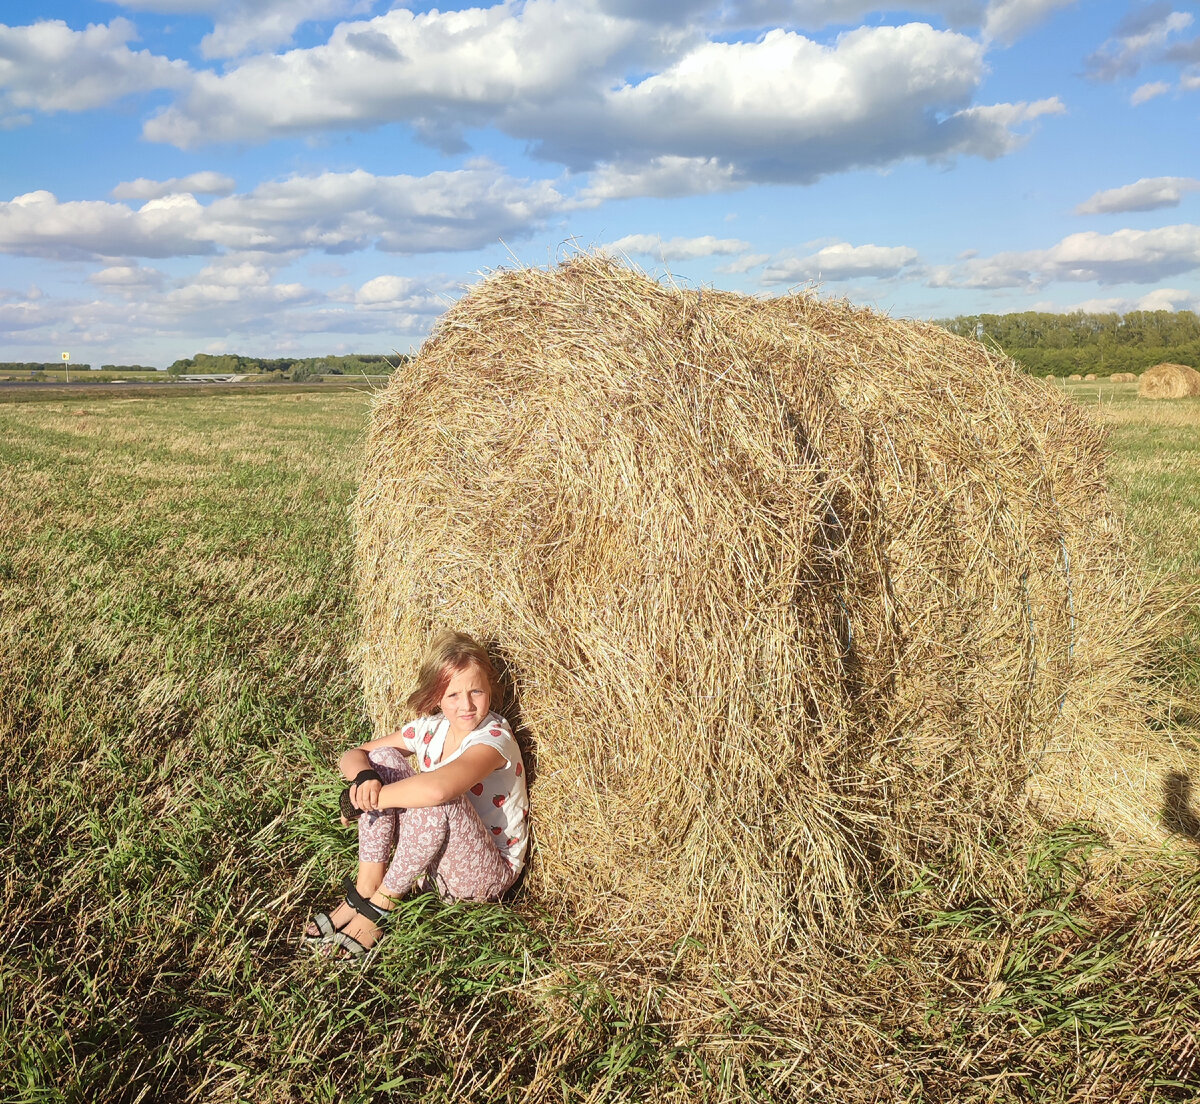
left=937, top=309, right=1200, bottom=375
left=164, top=352, right=404, bottom=377
left=2, top=353, right=403, bottom=377
left=1, top=362, right=96, bottom=372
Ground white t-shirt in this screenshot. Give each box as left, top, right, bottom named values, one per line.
left=396, top=710, right=530, bottom=875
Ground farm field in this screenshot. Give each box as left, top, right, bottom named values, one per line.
left=1, top=380, right=1198, bottom=1102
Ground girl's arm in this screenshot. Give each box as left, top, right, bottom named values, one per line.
left=338, top=728, right=413, bottom=777
left=376, top=744, right=505, bottom=811
left=344, top=741, right=506, bottom=813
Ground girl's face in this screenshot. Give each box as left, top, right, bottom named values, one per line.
left=439, top=662, right=492, bottom=738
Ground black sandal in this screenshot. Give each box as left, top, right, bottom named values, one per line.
left=304, top=878, right=357, bottom=945
left=324, top=882, right=391, bottom=959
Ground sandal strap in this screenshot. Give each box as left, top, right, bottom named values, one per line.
left=330, top=930, right=370, bottom=957
left=344, top=882, right=390, bottom=927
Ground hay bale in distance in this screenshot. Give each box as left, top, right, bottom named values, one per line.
left=355, top=255, right=1184, bottom=979
left=1138, top=362, right=1200, bottom=399
left=1084, top=372, right=1098, bottom=380
left=1068, top=373, right=1084, bottom=381
left=1109, top=372, right=1138, bottom=383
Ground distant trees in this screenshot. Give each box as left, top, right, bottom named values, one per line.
left=937, top=310, right=1200, bottom=375
left=1, top=362, right=93, bottom=372
left=164, top=352, right=404, bottom=377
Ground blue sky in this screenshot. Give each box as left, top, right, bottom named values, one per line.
left=1, top=0, right=1198, bottom=366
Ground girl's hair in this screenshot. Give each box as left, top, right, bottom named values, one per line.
left=405, top=629, right=497, bottom=716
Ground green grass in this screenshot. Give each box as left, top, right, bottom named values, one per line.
left=2, top=384, right=1199, bottom=1102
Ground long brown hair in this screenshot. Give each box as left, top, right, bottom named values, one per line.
left=405, top=629, right=497, bottom=716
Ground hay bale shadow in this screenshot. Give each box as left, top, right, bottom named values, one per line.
left=1163, top=771, right=1200, bottom=842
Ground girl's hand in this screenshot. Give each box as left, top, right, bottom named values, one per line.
left=351, top=778, right=382, bottom=812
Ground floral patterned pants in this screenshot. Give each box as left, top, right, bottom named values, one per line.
left=359, top=746, right=517, bottom=902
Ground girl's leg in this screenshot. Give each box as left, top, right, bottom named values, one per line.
left=426, top=796, right=517, bottom=903
left=307, top=746, right=415, bottom=939
left=332, top=798, right=516, bottom=954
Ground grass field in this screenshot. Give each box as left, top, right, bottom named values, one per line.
left=2, top=380, right=1198, bottom=1102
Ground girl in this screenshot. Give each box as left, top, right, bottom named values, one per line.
left=306, top=630, right=529, bottom=958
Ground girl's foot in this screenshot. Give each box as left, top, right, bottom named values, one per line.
left=321, top=908, right=386, bottom=958
left=303, top=898, right=356, bottom=942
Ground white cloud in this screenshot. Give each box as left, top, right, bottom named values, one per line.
left=926, top=255, right=1031, bottom=289
left=0, top=264, right=453, bottom=362
left=716, top=252, right=771, bottom=274
left=0, top=293, right=52, bottom=334
left=142, top=1, right=646, bottom=148
left=1085, top=5, right=1194, bottom=81
left=759, top=241, right=921, bottom=284
left=1131, top=79, right=1171, bottom=104
left=982, top=0, right=1077, bottom=45
left=928, top=223, right=1200, bottom=288
left=355, top=274, right=448, bottom=312
left=0, top=18, right=188, bottom=123
left=162, top=261, right=314, bottom=308
left=1042, top=223, right=1200, bottom=283
left=88, top=264, right=165, bottom=288
left=0, top=167, right=563, bottom=261
left=528, top=25, right=1063, bottom=183
left=573, top=156, right=742, bottom=204
left=606, top=233, right=750, bottom=261
left=137, top=9, right=1064, bottom=192
left=1061, top=287, right=1200, bottom=313
left=104, top=0, right=372, bottom=58
left=0, top=190, right=212, bottom=260
left=112, top=172, right=236, bottom=200
left=1075, top=176, right=1200, bottom=215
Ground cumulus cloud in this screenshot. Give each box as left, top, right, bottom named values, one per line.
left=112, top=172, right=236, bottom=200
left=759, top=241, right=921, bottom=284
left=928, top=223, right=1200, bottom=288
left=88, top=263, right=166, bottom=288
left=525, top=25, right=1063, bottom=183
left=1131, top=79, right=1171, bottom=104
left=1061, top=287, right=1200, bottom=313
left=1075, top=176, right=1200, bottom=215
left=0, top=18, right=188, bottom=123
left=142, top=1, right=646, bottom=149
left=137, top=8, right=1064, bottom=192
left=573, top=156, right=742, bottom=204
left=662, top=1, right=1062, bottom=39
left=105, top=0, right=372, bottom=58
left=982, top=0, right=1077, bottom=45
left=0, top=263, right=452, bottom=361
left=0, top=166, right=563, bottom=261
left=0, top=190, right=213, bottom=260
left=355, top=274, right=448, bottom=312
left=606, top=233, right=750, bottom=261
left=1084, top=4, right=1194, bottom=82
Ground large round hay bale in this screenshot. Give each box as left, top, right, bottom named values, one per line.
left=355, top=256, right=1181, bottom=974
left=1084, top=372, right=1098, bottom=380
left=1109, top=372, right=1137, bottom=383
left=1138, top=362, right=1200, bottom=398
left=1068, top=373, right=1083, bottom=381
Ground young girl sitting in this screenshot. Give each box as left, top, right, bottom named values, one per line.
left=306, top=629, right=529, bottom=958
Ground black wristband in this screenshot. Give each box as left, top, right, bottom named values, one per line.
left=353, top=768, right=382, bottom=786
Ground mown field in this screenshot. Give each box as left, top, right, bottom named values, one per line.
left=2, top=380, right=1198, bottom=1103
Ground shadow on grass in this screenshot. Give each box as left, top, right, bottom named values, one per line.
left=1163, top=770, right=1200, bottom=841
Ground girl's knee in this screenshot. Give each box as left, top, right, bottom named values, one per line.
left=368, top=746, right=413, bottom=774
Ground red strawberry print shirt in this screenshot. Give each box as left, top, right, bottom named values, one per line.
left=396, top=711, right=530, bottom=875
